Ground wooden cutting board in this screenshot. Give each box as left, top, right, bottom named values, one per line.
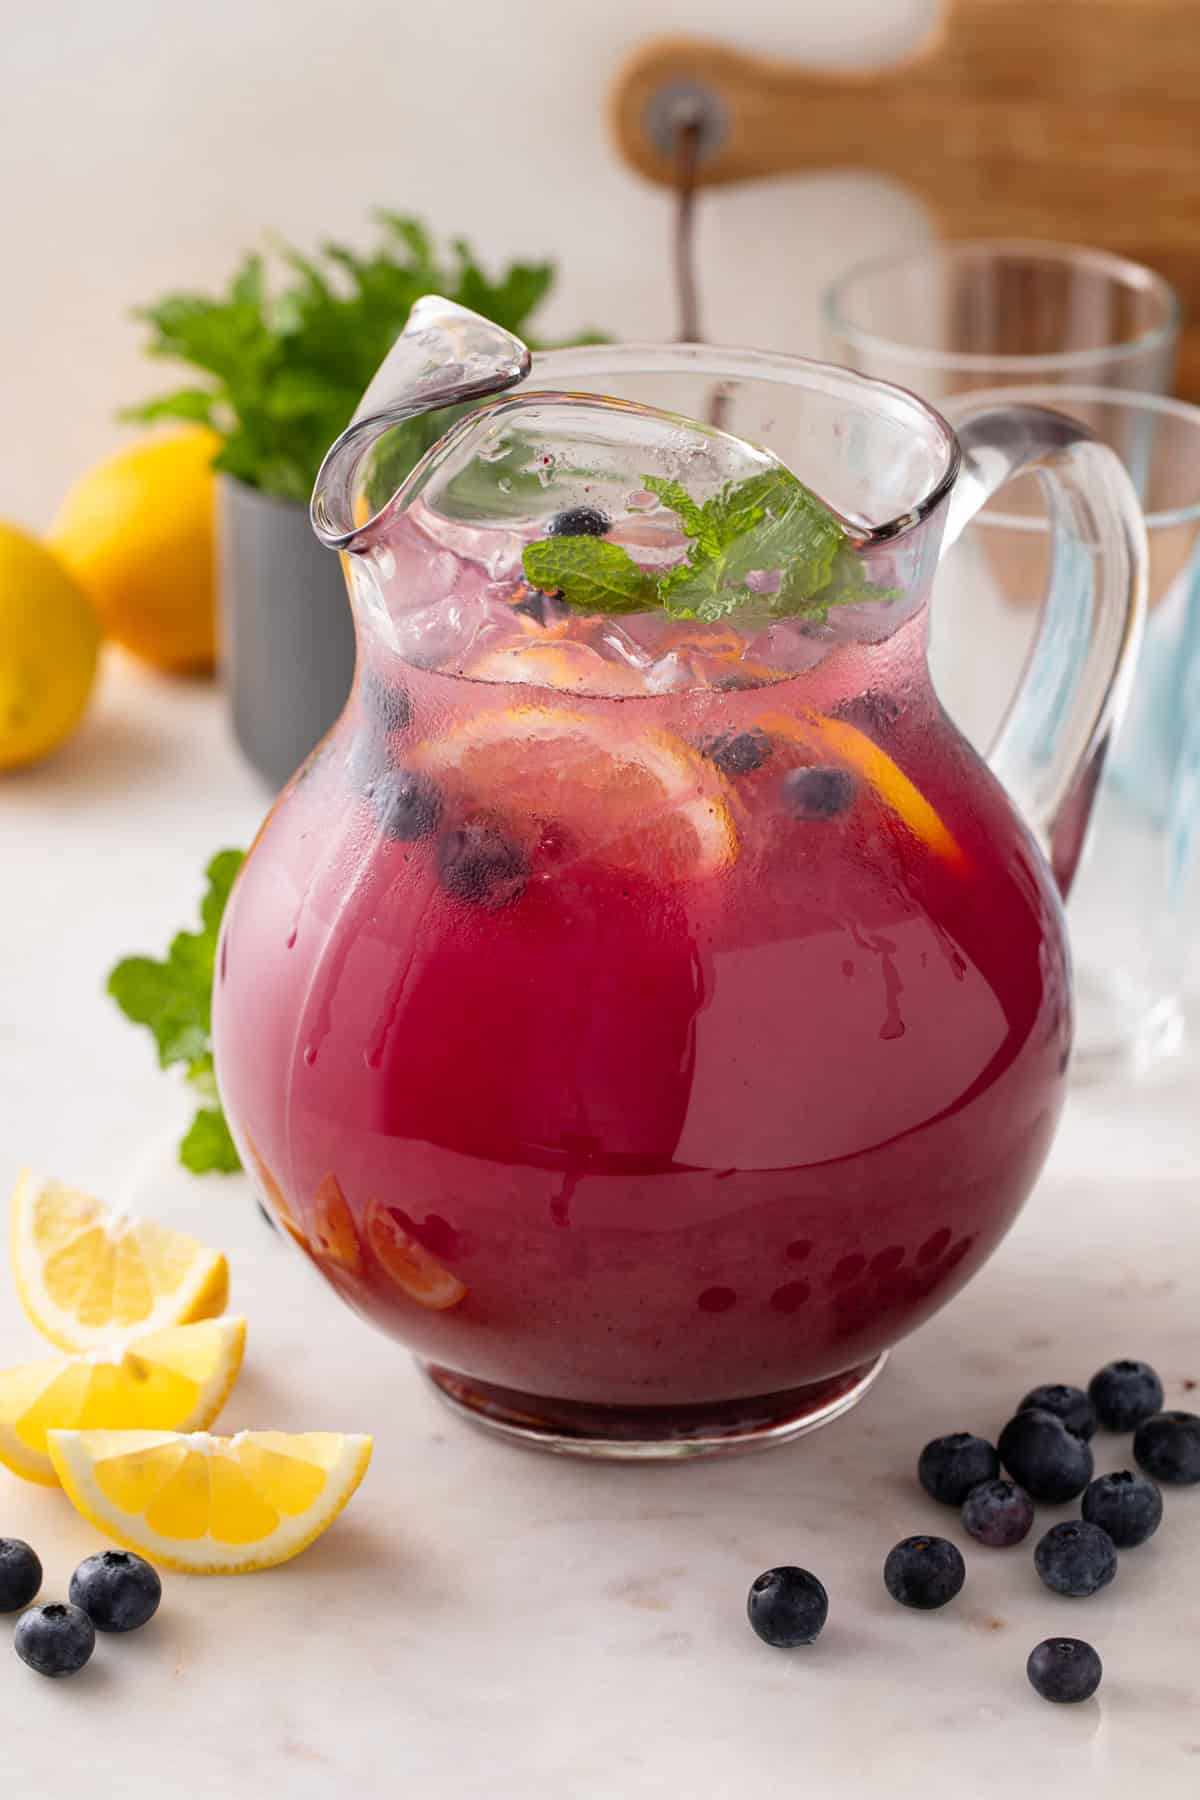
left=610, top=1, right=1200, bottom=396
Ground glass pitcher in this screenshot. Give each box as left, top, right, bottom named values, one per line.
left=212, top=300, right=1146, bottom=1459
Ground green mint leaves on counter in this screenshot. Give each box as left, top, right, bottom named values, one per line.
left=126, top=214, right=602, bottom=504
left=522, top=467, right=892, bottom=625
left=107, top=849, right=245, bottom=1176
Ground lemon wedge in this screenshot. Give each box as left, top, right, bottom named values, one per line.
left=10, top=1173, right=229, bottom=1351
left=0, top=1318, right=246, bottom=1487
left=48, top=1429, right=373, bottom=1574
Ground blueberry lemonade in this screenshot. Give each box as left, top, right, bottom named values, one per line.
left=213, top=318, right=1087, bottom=1455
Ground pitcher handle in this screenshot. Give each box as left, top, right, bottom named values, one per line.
left=940, top=402, right=1148, bottom=893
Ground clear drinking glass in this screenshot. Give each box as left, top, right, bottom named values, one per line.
left=936, top=389, right=1200, bottom=1073
left=824, top=241, right=1182, bottom=1073
left=823, top=240, right=1180, bottom=401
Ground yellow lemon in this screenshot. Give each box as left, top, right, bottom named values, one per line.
left=10, top=1172, right=230, bottom=1352
left=0, top=1318, right=246, bottom=1487
left=50, top=427, right=220, bottom=672
left=49, top=1428, right=373, bottom=1574
left=0, top=522, right=99, bottom=770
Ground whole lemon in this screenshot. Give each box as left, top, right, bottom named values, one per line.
left=0, top=523, right=100, bottom=770
left=50, top=427, right=221, bottom=672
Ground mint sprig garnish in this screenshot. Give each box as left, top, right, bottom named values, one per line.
left=521, top=467, right=893, bottom=625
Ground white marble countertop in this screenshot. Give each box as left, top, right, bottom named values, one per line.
left=3, top=657, right=1199, bottom=1799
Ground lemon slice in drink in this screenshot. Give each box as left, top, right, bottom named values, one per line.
left=10, top=1173, right=230, bottom=1351
left=414, top=706, right=736, bottom=882
left=755, top=709, right=966, bottom=867
left=0, top=1318, right=246, bottom=1487
left=48, top=1428, right=373, bottom=1574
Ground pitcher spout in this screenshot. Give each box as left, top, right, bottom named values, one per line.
left=309, top=296, right=531, bottom=554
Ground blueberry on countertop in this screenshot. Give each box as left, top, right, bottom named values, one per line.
left=1081, top=1470, right=1163, bottom=1547
left=998, top=1409, right=1094, bottom=1503
left=746, top=1566, right=829, bottom=1647
left=0, top=1538, right=42, bottom=1613
left=960, top=1478, right=1035, bottom=1548
left=1133, top=1410, right=1200, bottom=1486
left=1088, top=1359, right=1164, bottom=1432
left=1034, top=1521, right=1118, bottom=1598
left=1017, top=1382, right=1097, bottom=1442
left=918, top=1432, right=1000, bottom=1507
left=546, top=505, right=610, bottom=538
left=70, top=1549, right=162, bottom=1634
left=883, top=1536, right=965, bottom=1610
left=14, top=1604, right=95, bottom=1678
left=1027, top=1637, right=1103, bottom=1704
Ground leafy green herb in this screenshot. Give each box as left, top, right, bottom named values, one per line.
left=126, top=214, right=603, bottom=503
left=522, top=466, right=893, bottom=625
left=522, top=537, right=656, bottom=614
left=107, top=850, right=245, bottom=1176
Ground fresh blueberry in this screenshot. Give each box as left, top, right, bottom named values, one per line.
left=1133, top=1410, right=1200, bottom=1486
left=781, top=766, right=855, bottom=820
left=1034, top=1520, right=1117, bottom=1597
left=0, top=1538, right=42, bottom=1612
left=699, top=730, right=772, bottom=778
left=1081, top=1470, right=1163, bottom=1547
left=547, top=505, right=610, bottom=538
left=69, top=1549, right=162, bottom=1634
left=1018, top=1383, right=1097, bottom=1442
left=917, top=1432, right=1000, bottom=1507
left=13, top=1603, right=95, bottom=1678
left=998, top=1409, right=1094, bottom=1503
left=883, top=1536, right=965, bottom=1610
left=961, top=1478, right=1035, bottom=1548
left=1026, top=1637, right=1103, bottom=1704
left=438, top=823, right=528, bottom=908
left=746, top=1566, right=829, bottom=1647
left=368, top=768, right=442, bottom=842
left=1088, top=1359, right=1164, bottom=1432
left=360, top=669, right=412, bottom=735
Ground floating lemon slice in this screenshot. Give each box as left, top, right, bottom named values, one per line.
left=414, top=705, right=736, bottom=882
left=364, top=1198, right=466, bottom=1310
left=0, top=1318, right=246, bottom=1487
left=10, top=1173, right=230, bottom=1352
left=241, top=1135, right=310, bottom=1252
left=755, top=709, right=966, bottom=867
left=48, top=1428, right=373, bottom=1574
left=310, top=1174, right=364, bottom=1274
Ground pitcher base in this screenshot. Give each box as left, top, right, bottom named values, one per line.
left=418, top=1353, right=888, bottom=1461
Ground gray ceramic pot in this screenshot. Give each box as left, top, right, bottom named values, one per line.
left=217, top=475, right=356, bottom=788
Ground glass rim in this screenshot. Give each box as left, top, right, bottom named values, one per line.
left=954, top=385, right=1200, bottom=531
left=528, top=339, right=961, bottom=545
left=823, top=239, right=1182, bottom=377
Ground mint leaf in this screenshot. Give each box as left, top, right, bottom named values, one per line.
left=127, top=215, right=600, bottom=503
left=107, top=849, right=246, bottom=1175
left=180, top=1107, right=241, bottom=1176
left=641, top=474, right=711, bottom=546
left=522, top=537, right=656, bottom=614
